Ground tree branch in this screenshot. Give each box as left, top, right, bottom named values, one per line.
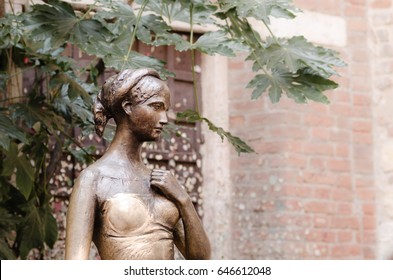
left=0, top=0, right=5, bottom=18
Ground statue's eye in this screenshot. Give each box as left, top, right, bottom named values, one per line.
left=150, top=103, right=164, bottom=110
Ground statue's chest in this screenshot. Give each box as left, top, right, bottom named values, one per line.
left=96, top=176, right=180, bottom=233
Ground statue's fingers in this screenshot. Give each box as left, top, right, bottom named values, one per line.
left=150, top=178, right=163, bottom=187
left=150, top=174, right=165, bottom=182
left=152, top=169, right=166, bottom=174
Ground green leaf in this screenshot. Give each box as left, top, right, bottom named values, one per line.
left=0, top=14, right=24, bottom=48
left=246, top=69, right=337, bottom=104
left=68, top=145, right=96, bottom=165
left=1, top=154, right=15, bottom=177
left=0, top=239, right=15, bottom=259
left=0, top=206, right=19, bottom=236
left=17, top=206, right=38, bottom=258
left=161, top=122, right=183, bottom=139
left=176, top=109, right=202, bottom=123
left=24, top=0, right=112, bottom=50
left=0, top=207, right=18, bottom=260
left=221, top=0, right=299, bottom=24
left=291, top=72, right=337, bottom=104
left=17, top=203, right=58, bottom=259
left=49, top=72, right=93, bottom=124
left=140, top=14, right=171, bottom=35
left=136, top=25, right=152, bottom=44
left=95, top=4, right=171, bottom=47
left=24, top=2, right=76, bottom=40
left=269, top=84, right=283, bottom=103
left=94, top=0, right=136, bottom=35
left=1, top=143, right=35, bottom=200
left=262, top=36, right=346, bottom=77
left=263, top=70, right=289, bottom=103
left=69, top=99, right=93, bottom=123
left=15, top=156, right=35, bottom=200
left=154, top=33, right=192, bottom=51
left=71, top=19, right=112, bottom=47
left=104, top=48, right=174, bottom=78
left=177, top=110, right=255, bottom=154
left=1, top=142, right=17, bottom=177
left=42, top=207, right=58, bottom=248
left=50, top=73, right=93, bottom=106
left=144, top=0, right=217, bottom=24
left=246, top=74, right=270, bottom=99
left=303, top=90, right=330, bottom=104
left=193, top=31, right=247, bottom=56
left=46, top=0, right=75, bottom=16
left=11, top=100, right=66, bottom=134
left=207, top=123, right=255, bottom=154
left=0, top=135, right=10, bottom=152
left=0, top=112, right=29, bottom=150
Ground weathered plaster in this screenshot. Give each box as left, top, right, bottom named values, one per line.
left=200, top=54, right=232, bottom=259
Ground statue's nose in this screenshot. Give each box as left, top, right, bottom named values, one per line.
left=159, top=111, right=168, bottom=125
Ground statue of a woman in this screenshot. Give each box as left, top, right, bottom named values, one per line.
left=65, top=68, right=211, bottom=260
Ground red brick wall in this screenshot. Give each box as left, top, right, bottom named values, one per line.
left=228, top=0, right=376, bottom=259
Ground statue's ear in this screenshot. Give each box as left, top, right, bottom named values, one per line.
left=122, top=100, right=132, bottom=115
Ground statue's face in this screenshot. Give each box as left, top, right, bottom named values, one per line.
left=127, top=81, right=170, bottom=142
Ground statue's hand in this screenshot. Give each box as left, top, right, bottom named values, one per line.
left=150, top=169, right=189, bottom=206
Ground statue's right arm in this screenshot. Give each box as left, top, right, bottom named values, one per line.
left=65, top=170, right=97, bottom=260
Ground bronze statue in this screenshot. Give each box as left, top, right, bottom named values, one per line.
left=65, top=68, right=211, bottom=260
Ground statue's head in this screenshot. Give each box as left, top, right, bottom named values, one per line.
left=93, top=68, right=170, bottom=139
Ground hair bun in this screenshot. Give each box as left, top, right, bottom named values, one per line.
left=93, top=90, right=109, bottom=137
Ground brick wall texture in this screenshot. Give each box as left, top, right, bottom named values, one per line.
left=227, top=0, right=389, bottom=259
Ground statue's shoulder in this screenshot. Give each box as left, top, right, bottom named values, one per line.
left=76, top=159, right=122, bottom=184
left=75, top=164, right=101, bottom=186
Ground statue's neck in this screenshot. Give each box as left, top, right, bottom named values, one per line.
left=105, top=124, right=144, bottom=165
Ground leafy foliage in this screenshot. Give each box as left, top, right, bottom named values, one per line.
left=0, top=0, right=345, bottom=258
left=193, top=30, right=247, bottom=56
left=219, top=2, right=345, bottom=104
left=23, top=0, right=112, bottom=48
left=177, top=110, right=254, bottom=154
left=219, top=0, right=299, bottom=24
left=1, top=1, right=97, bottom=258
left=0, top=111, right=28, bottom=149
left=260, top=36, right=344, bottom=77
